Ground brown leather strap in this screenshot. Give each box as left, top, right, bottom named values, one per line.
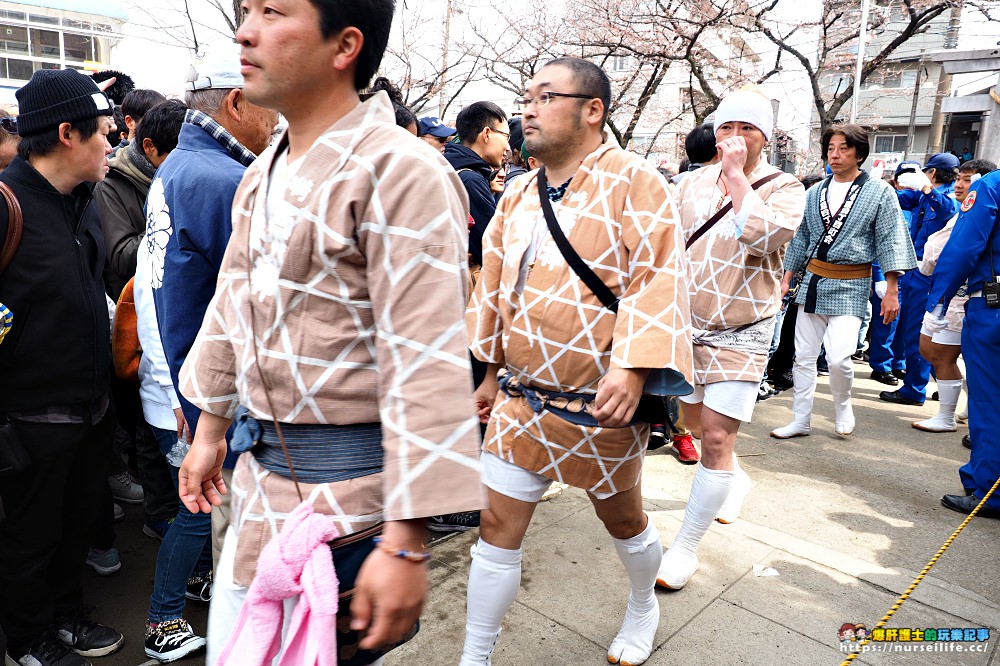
left=0, top=182, right=22, bottom=276
left=807, top=258, right=872, bottom=280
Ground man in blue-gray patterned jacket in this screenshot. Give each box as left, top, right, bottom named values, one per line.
left=772, top=124, right=915, bottom=440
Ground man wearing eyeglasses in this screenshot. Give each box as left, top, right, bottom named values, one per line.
left=463, top=57, right=693, bottom=666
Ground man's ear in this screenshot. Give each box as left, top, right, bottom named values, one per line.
left=330, top=26, right=364, bottom=75
left=141, top=137, right=159, bottom=161
left=584, top=98, right=604, bottom=129
left=58, top=121, right=74, bottom=148
left=223, top=88, right=243, bottom=123
left=125, top=115, right=137, bottom=132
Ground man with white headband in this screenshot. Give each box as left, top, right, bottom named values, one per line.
left=657, top=87, right=805, bottom=590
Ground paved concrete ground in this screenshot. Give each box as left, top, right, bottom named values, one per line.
left=85, top=370, right=1000, bottom=665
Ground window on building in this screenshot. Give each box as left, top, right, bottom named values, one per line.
left=29, top=28, right=60, bottom=58
left=0, top=24, right=29, bottom=55
left=874, top=134, right=908, bottom=153
left=863, top=67, right=920, bottom=90
left=7, top=58, right=32, bottom=80
left=64, top=33, right=96, bottom=62
left=0, top=10, right=25, bottom=21
left=28, top=14, right=60, bottom=26
left=610, top=54, right=630, bottom=72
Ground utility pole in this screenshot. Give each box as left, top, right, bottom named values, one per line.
left=439, top=0, right=453, bottom=118
left=850, top=0, right=872, bottom=123
left=905, top=56, right=925, bottom=159
left=926, top=3, right=963, bottom=155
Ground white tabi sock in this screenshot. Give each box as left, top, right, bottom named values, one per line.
left=460, top=539, right=522, bottom=666
left=657, top=464, right=733, bottom=589
left=608, top=518, right=662, bottom=666
left=915, top=378, right=963, bottom=431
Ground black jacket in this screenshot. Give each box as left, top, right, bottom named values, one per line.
left=0, top=156, right=111, bottom=412
left=444, top=143, right=495, bottom=266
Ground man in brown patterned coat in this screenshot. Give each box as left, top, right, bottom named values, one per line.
left=463, top=57, right=693, bottom=666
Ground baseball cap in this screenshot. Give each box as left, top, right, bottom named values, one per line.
left=417, top=116, right=456, bottom=138
left=185, top=47, right=244, bottom=91
left=894, top=160, right=921, bottom=178
left=923, top=153, right=960, bottom=173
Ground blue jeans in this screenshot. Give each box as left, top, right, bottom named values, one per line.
left=148, top=426, right=213, bottom=623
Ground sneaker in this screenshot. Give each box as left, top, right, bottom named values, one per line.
left=112, top=503, right=124, bottom=523
left=107, top=471, right=143, bottom=505
left=427, top=512, right=480, bottom=533
left=756, top=381, right=778, bottom=402
left=185, top=572, right=213, bottom=603
left=648, top=423, right=668, bottom=451
left=142, top=517, right=174, bottom=541
left=6, top=628, right=89, bottom=666
left=144, top=619, right=206, bottom=663
left=671, top=434, right=699, bottom=464
left=54, top=615, right=123, bottom=658
left=85, top=548, right=121, bottom=576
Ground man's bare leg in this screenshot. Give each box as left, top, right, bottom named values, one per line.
left=460, top=488, right=538, bottom=666
left=657, top=404, right=742, bottom=589
left=591, top=483, right=662, bottom=666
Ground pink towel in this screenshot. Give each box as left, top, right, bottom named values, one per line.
left=218, top=502, right=341, bottom=666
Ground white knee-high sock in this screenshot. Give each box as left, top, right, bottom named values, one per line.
left=671, top=464, right=734, bottom=560
left=461, top=539, right=522, bottom=665
left=935, top=378, right=963, bottom=421
left=609, top=519, right=661, bottom=665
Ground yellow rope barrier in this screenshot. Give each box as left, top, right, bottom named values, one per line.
left=840, top=474, right=1000, bottom=666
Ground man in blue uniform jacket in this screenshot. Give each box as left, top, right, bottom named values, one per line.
left=880, top=153, right=960, bottom=406
left=927, top=169, right=1000, bottom=518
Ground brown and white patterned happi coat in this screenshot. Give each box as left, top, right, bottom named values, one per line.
left=676, top=162, right=806, bottom=386
left=180, top=92, right=485, bottom=584
left=467, top=141, right=694, bottom=495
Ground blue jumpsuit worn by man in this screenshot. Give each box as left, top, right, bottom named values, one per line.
left=0, top=69, right=125, bottom=666
left=929, top=169, right=1000, bottom=518
left=880, top=153, right=959, bottom=406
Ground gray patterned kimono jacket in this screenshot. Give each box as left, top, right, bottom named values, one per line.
left=785, top=175, right=916, bottom=318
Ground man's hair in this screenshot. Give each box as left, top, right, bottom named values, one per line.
left=930, top=165, right=957, bottom=185
left=685, top=122, right=717, bottom=164
left=959, top=159, right=995, bottom=176
left=821, top=124, right=869, bottom=166
left=543, top=57, right=612, bottom=128
left=369, top=76, right=416, bottom=129
left=17, top=116, right=99, bottom=160
left=800, top=173, right=824, bottom=189
left=135, top=100, right=188, bottom=154
left=184, top=86, right=231, bottom=116
left=308, top=0, right=395, bottom=91
left=122, top=89, right=168, bottom=123
left=455, top=101, right=507, bottom=144
left=112, top=105, right=125, bottom=139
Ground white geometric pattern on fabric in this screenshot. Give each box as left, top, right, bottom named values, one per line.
left=676, top=162, right=806, bottom=386
left=180, top=92, right=485, bottom=583
left=468, top=141, right=693, bottom=494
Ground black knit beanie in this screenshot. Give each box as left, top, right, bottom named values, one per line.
left=15, top=69, right=114, bottom=137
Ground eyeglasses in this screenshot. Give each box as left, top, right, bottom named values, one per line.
left=0, top=117, right=17, bottom=135
left=514, top=91, right=596, bottom=111
left=488, top=126, right=510, bottom=140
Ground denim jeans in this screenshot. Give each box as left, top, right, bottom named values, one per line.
left=148, top=426, right=213, bottom=623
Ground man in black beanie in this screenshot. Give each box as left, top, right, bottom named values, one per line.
left=0, top=68, right=125, bottom=666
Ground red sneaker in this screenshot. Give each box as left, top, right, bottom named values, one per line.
left=671, top=434, right=699, bottom=464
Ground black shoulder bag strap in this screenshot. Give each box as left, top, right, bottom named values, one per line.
left=537, top=166, right=620, bottom=312
left=685, top=171, right=783, bottom=250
